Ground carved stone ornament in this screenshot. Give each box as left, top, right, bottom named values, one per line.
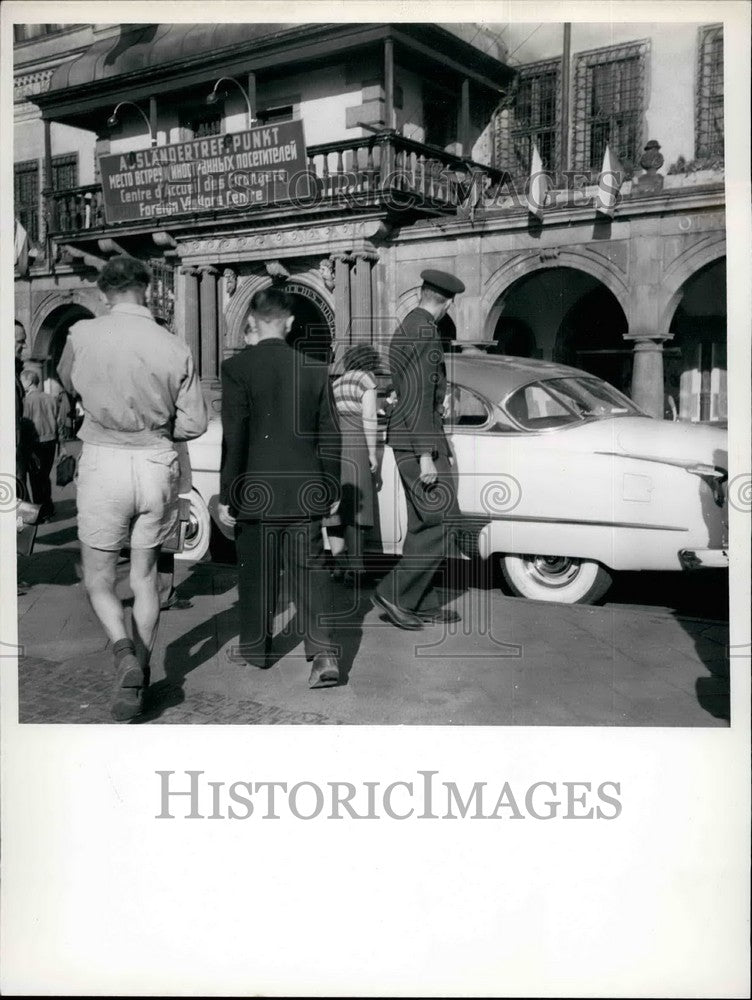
left=265, top=259, right=290, bottom=280
left=319, top=257, right=335, bottom=291
left=635, top=140, right=665, bottom=194
left=639, top=140, right=664, bottom=174
left=223, top=268, right=238, bottom=296
left=538, top=247, right=560, bottom=262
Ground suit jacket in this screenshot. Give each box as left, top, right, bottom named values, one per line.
left=220, top=339, right=341, bottom=520
left=386, top=307, right=449, bottom=458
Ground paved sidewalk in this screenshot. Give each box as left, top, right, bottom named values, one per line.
left=16, top=500, right=730, bottom=727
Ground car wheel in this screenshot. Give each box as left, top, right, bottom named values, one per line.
left=500, top=553, right=612, bottom=604
left=174, top=489, right=211, bottom=563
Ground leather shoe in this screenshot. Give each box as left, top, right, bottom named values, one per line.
left=110, top=652, right=146, bottom=722
left=371, top=593, right=424, bottom=630
left=308, top=652, right=340, bottom=688
left=415, top=608, right=462, bottom=625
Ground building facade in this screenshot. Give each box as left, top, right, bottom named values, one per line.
left=14, top=20, right=726, bottom=423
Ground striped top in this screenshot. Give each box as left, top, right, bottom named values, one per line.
left=333, top=369, right=377, bottom=415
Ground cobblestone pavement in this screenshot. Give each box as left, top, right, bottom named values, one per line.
left=14, top=487, right=731, bottom=726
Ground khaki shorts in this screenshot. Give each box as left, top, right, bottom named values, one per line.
left=76, top=443, right=180, bottom=551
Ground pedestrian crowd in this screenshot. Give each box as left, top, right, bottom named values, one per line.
left=15, top=255, right=465, bottom=720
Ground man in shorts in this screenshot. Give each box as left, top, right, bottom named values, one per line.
left=58, top=256, right=207, bottom=721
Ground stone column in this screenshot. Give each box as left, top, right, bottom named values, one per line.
left=351, top=251, right=378, bottom=344
left=180, top=265, right=201, bottom=370
left=199, top=266, right=219, bottom=381
left=629, top=337, right=670, bottom=419
left=330, top=252, right=353, bottom=370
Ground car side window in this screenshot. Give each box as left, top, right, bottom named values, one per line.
left=444, top=384, right=491, bottom=428
left=505, top=383, right=580, bottom=429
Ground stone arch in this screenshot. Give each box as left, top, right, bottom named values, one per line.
left=32, top=296, right=103, bottom=379
left=224, top=265, right=336, bottom=350
left=482, top=251, right=630, bottom=341
left=31, top=289, right=104, bottom=357
left=396, top=285, right=458, bottom=325
left=658, top=239, right=727, bottom=336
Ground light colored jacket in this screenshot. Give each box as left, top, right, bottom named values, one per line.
left=58, top=302, right=207, bottom=448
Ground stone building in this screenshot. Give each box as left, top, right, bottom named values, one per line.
left=14, top=20, right=726, bottom=422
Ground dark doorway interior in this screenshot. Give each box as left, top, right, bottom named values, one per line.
left=286, top=293, right=332, bottom=363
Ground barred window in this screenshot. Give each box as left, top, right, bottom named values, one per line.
left=573, top=41, right=649, bottom=174
left=493, top=60, right=561, bottom=180
left=696, top=25, right=724, bottom=159
left=14, top=160, right=39, bottom=244
left=51, top=153, right=78, bottom=191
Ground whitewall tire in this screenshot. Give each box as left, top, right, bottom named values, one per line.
left=174, top=489, right=212, bottom=563
left=500, top=553, right=612, bottom=605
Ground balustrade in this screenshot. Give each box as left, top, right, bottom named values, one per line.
left=45, top=136, right=500, bottom=237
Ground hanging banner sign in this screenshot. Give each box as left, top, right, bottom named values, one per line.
left=98, top=120, right=308, bottom=224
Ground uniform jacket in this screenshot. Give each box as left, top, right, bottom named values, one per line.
left=220, top=339, right=341, bottom=520
left=386, top=307, right=449, bottom=458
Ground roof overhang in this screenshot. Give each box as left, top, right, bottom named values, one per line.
left=33, top=22, right=515, bottom=124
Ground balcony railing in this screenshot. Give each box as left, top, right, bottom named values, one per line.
left=46, top=133, right=503, bottom=237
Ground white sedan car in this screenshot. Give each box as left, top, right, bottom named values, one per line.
left=181, top=354, right=728, bottom=605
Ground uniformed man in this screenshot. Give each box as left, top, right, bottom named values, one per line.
left=372, top=269, right=465, bottom=629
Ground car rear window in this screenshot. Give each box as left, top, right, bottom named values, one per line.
left=505, top=377, right=641, bottom=429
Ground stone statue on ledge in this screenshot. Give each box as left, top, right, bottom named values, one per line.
left=634, top=140, right=665, bottom=195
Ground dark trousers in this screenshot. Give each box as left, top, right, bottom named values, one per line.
left=28, top=441, right=56, bottom=515
left=235, top=518, right=338, bottom=661
left=375, top=451, right=459, bottom=613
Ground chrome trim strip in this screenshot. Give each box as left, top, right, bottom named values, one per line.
left=486, top=513, right=688, bottom=532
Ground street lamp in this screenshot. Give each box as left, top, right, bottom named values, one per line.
left=206, top=76, right=255, bottom=129
left=107, top=101, right=156, bottom=146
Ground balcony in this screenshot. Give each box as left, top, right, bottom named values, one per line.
left=45, top=133, right=504, bottom=239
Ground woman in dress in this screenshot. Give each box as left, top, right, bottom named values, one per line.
left=326, top=345, right=381, bottom=583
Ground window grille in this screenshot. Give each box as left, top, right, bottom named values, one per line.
left=14, top=159, right=39, bottom=244
left=494, top=59, right=561, bottom=180
left=696, top=25, right=724, bottom=159
left=573, top=41, right=649, bottom=174
left=51, top=153, right=78, bottom=191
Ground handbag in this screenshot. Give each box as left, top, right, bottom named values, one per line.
left=55, top=448, right=77, bottom=487
left=17, top=500, right=40, bottom=557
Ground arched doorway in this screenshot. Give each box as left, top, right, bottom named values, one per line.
left=667, top=258, right=726, bottom=423
left=488, top=267, right=630, bottom=393
left=33, top=303, right=96, bottom=383
left=283, top=281, right=334, bottom=363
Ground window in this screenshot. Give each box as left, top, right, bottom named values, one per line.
left=573, top=41, right=649, bottom=174
left=496, top=59, right=561, bottom=178
left=256, top=105, right=293, bottom=125
left=51, top=153, right=78, bottom=191
left=505, top=378, right=640, bottom=430
left=445, top=384, right=492, bottom=428
left=696, top=25, right=724, bottom=159
left=13, top=24, right=67, bottom=42
left=191, top=115, right=222, bottom=138
left=423, top=82, right=457, bottom=149
left=14, top=160, right=39, bottom=244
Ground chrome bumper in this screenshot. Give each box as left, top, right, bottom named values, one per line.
left=679, top=548, right=729, bottom=569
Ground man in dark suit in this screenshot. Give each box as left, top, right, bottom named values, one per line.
left=218, top=287, right=342, bottom=688
left=373, top=269, right=464, bottom=630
